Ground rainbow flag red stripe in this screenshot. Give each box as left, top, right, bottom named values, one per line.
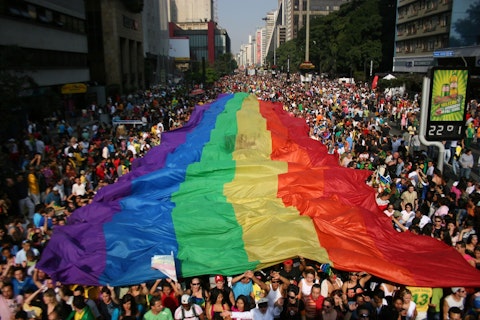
left=37, top=93, right=480, bottom=287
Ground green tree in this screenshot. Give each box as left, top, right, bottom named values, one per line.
left=214, top=53, right=236, bottom=76
left=268, top=40, right=303, bottom=73
left=295, top=0, right=388, bottom=78
left=205, top=66, right=219, bottom=84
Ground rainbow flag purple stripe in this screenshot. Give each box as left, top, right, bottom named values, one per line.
left=37, top=93, right=480, bottom=287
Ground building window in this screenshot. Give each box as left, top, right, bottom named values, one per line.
left=27, top=4, right=37, bottom=19
left=38, top=8, right=53, bottom=23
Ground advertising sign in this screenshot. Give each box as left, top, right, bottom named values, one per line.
left=426, top=67, right=469, bottom=141
left=61, top=83, right=87, bottom=94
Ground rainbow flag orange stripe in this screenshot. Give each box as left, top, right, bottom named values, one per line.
left=37, top=93, right=480, bottom=287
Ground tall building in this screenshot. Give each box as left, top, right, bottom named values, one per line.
left=169, top=0, right=214, bottom=23
left=285, top=0, right=351, bottom=41
left=143, top=0, right=171, bottom=85
left=393, top=0, right=480, bottom=73
left=168, top=0, right=230, bottom=66
left=85, top=0, right=144, bottom=96
left=0, top=0, right=90, bottom=119
left=261, top=0, right=350, bottom=65
left=0, top=1, right=89, bottom=90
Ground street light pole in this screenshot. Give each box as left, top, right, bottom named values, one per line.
left=273, top=26, right=276, bottom=66
left=305, top=0, right=310, bottom=63
left=303, top=0, right=312, bottom=89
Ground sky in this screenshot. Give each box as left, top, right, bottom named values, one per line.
left=216, top=0, right=278, bottom=54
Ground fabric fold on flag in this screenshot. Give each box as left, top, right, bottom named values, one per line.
left=37, top=93, right=480, bottom=287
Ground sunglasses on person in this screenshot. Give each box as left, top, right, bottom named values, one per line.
left=288, top=295, right=296, bottom=299
left=191, top=283, right=200, bottom=286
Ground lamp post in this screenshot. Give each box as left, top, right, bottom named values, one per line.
left=299, top=0, right=314, bottom=88
left=305, top=0, right=310, bottom=63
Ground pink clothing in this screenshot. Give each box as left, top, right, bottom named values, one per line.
left=451, top=186, right=461, bottom=200
left=434, top=205, right=449, bottom=217
left=463, top=254, right=475, bottom=263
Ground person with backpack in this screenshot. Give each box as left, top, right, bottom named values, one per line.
left=174, top=295, right=205, bottom=320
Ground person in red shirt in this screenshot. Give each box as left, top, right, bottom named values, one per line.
left=304, top=284, right=323, bottom=320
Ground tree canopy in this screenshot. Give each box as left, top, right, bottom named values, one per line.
left=266, top=0, right=394, bottom=79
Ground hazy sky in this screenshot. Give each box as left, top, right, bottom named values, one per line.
left=216, top=0, right=278, bottom=54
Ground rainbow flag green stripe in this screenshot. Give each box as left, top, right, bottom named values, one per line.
left=38, top=93, right=480, bottom=287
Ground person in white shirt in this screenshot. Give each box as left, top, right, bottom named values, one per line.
left=223, top=297, right=281, bottom=320
left=15, top=240, right=40, bottom=265
left=174, top=295, right=205, bottom=320
left=71, top=177, right=86, bottom=196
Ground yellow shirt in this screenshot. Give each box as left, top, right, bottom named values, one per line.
left=407, top=286, right=433, bottom=312
left=28, top=173, right=40, bottom=195
left=75, top=308, right=85, bottom=320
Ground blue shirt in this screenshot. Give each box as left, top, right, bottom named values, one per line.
left=12, top=276, right=36, bottom=296
left=232, top=280, right=253, bottom=299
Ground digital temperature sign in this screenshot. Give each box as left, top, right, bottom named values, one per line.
left=426, top=67, right=469, bottom=141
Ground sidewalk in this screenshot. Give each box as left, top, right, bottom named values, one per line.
left=388, top=121, right=480, bottom=184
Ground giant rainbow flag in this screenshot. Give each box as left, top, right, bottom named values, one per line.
left=37, top=93, right=480, bottom=287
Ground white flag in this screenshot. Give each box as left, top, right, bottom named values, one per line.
left=151, top=252, right=177, bottom=282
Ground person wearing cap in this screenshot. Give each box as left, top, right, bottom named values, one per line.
left=174, top=294, right=204, bottom=320
left=442, top=287, right=466, bottom=320
left=279, top=259, right=303, bottom=285
left=222, top=297, right=282, bottom=320
left=144, top=296, right=174, bottom=320
left=44, top=186, right=62, bottom=207
left=213, top=275, right=235, bottom=307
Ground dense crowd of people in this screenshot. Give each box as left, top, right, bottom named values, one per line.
left=0, top=72, right=479, bottom=320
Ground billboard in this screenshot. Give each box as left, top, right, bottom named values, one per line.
left=169, top=38, right=190, bottom=61
left=425, top=67, right=469, bottom=141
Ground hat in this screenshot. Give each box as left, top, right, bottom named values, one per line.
left=214, top=275, right=224, bottom=283
left=52, top=186, right=59, bottom=192
left=451, top=287, right=462, bottom=293
left=393, top=210, right=402, bottom=218
left=452, top=181, right=459, bottom=187
left=181, top=294, right=190, bottom=304
left=257, top=297, right=268, bottom=306
left=283, top=259, right=293, bottom=265
left=22, top=240, right=31, bottom=244
left=473, top=296, right=480, bottom=309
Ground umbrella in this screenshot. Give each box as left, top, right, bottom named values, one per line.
left=190, top=88, right=205, bottom=96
